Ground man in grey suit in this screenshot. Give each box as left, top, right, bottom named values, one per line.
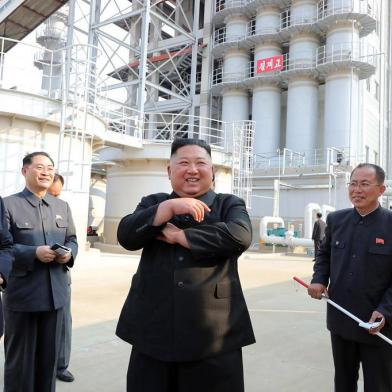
left=3, top=152, right=78, bottom=392
left=0, top=196, right=13, bottom=338
left=48, top=174, right=75, bottom=383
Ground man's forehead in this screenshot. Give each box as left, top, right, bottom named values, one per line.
left=172, top=146, right=211, bottom=160
left=31, top=155, right=54, bottom=165
left=351, top=167, right=376, bottom=179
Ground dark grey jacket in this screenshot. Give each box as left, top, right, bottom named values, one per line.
left=312, top=206, right=392, bottom=345
left=0, top=197, right=14, bottom=336
left=116, top=190, right=255, bottom=362
left=311, top=219, right=326, bottom=241
left=3, top=188, right=78, bottom=312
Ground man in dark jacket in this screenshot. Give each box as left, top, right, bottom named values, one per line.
left=308, top=163, right=392, bottom=392
left=117, top=138, right=255, bottom=392
left=3, top=152, right=78, bottom=392
left=0, top=196, right=13, bottom=337
left=311, top=212, right=326, bottom=260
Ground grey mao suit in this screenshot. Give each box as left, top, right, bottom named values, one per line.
left=312, top=207, right=392, bottom=391
left=3, top=188, right=78, bottom=392
left=0, top=196, right=14, bottom=337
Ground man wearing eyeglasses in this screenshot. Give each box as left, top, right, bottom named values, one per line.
left=308, top=163, right=392, bottom=392
left=2, top=152, right=78, bottom=392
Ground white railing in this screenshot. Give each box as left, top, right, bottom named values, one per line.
left=254, top=147, right=366, bottom=172
left=0, top=37, right=250, bottom=149
left=211, top=42, right=375, bottom=85
left=280, top=10, right=318, bottom=30
left=317, top=42, right=377, bottom=68
left=215, top=0, right=247, bottom=13
left=214, top=0, right=376, bottom=34
left=36, top=25, right=67, bottom=41
left=213, top=27, right=248, bottom=47
left=318, top=0, right=376, bottom=20
left=247, top=22, right=280, bottom=37
left=212, top=66, right=248, bottom=85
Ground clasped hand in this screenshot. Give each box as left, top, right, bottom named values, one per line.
left=36, top=245, right=71, bottom=264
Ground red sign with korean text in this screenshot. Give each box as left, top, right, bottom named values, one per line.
left=256, top=55, right=284, bottom=74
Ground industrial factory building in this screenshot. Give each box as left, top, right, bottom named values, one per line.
left=0, top=0, right=391, bottom=250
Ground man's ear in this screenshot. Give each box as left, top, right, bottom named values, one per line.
left=21, top=166, right=27, bottom=176
left=167, top=165, right=171, bottom=180
left=212, top=168, right=215, bottom=182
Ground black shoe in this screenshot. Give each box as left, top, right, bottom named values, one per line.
left=57, top=369, right=75, bottom=382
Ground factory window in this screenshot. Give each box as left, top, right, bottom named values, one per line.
left=366, top=78, right=371, bottom=92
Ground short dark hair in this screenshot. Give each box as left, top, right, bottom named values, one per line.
left=350, top=163, right=385, bottom=184
left=316, top=212, right=322, bottom=218
left=23, top=151, right=54, bottom=167
left=170, top=138, right=211, bottom=157
left=53, top=173, right=64, bottom=185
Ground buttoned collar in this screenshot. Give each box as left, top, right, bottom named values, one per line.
left=352, top=205, right=381, bottom=226
left=170, top=190, right=216, bottom=207
left=22, top=187, right=51, bottom=207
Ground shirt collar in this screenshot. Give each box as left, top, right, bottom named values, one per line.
left=22, top=187, right=50, bottom=207
left=170, top=190, right=216, bottom=207
left=352, top=205, right=381, bottom=226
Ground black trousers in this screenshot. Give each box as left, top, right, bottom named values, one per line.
left=331, top=333, right=392, bottom=392
left=314, top=240, right=321, bottom=258
left=127, top=348, right=244, bottom=392
left=3, top=308, right=63, bottom=392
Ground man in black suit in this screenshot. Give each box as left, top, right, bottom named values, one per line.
left=3, top=152, right=78, bottom=392
left=311, top=212, right=326, bottom=260
left=308, top=163, right=392, bottom=392
left=0, top=196, right=13, bottom=338
left=117, top=138, right=255, bottom=392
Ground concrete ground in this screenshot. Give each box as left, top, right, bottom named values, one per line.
left=0, top=251, right=365, bottom=391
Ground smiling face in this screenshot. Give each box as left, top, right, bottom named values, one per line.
left=168, top=144, right=214, bottom=198
left=22, top=154, right=55, bottom=196
left=349, top=166, right=385, bottom=215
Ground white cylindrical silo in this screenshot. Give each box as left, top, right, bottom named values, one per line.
left=254, top=42, right=281, bottom=65
left=252, top=83, right=281, bottom=155
left=225, top=14, right=248, bottom=40
left=222, top=87, right=249, bottom=122
left=323, top=20, right=360, bottom=152
left=255, top=5, right=281, bottom=35
left=288, top=33, right=318, bottom=67
left=285, top=77, right=318, bottom=152
left=326, top=21, right=360, bottom=57
left=327, top=0, right=353, bottom=14
left=252, top=43, right=282, bottom=155
left=222, top=48, right=249, bottom=82
left=290, top=0, right=317, bottom=24
left=323, top=71, right=359, bottom=151
left=285, top=32, right=319, bottom=152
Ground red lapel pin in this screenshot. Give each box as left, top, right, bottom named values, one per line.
left=376, top=238, right=385, bottom=245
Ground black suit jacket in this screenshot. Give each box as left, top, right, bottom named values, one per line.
left=311, top=219, right=326, bottom=241
left=312, top=206, right=392, bottom=345
left=0, top=197, right=13, bottom=336
left=3, top=188, right=78, bottom=312
left=116, top=190, right=255, bottom=362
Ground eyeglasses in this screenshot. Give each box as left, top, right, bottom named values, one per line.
left=347, top=181, right=380, bottom=190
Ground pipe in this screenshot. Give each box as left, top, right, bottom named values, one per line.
left=304, top=203, right=321, bottom=239
left=260, top=216, right=314, bottom=247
